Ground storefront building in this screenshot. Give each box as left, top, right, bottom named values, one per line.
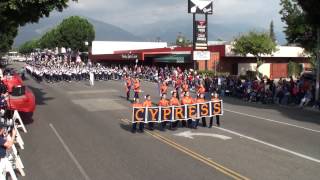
left=89, top=41, right=310, bottom=79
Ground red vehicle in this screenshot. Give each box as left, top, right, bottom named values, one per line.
left=2, top=74, right=36, bottom=113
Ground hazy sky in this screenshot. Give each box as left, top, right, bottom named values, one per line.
left=53, top=0, right=285, bottom=32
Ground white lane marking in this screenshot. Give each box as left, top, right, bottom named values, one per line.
left=212, top=126, right=320, bottom=164
left=175, top=131, right=232, bottom=140
left=49, top=123, right=91, bottom=180
left=224, top=109, right=320, bottom=133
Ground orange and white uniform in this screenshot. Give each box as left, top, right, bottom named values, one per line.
left=197, top=84, right=206, bottom=95
left=182, top=82, right=189, bottom=93
left=170, top=97, right=180, bottom=106
left=133, top=79, right=141, bottom=93
left=160, top=83, right=168, bottom=95
left=158, top=99, right=169, bottom=107
left=143, top=100, right=152, bottom=107
left=196, top=97, right=206, bottom=103
left=132, top=102, right=143, bottom=108
left=211, top=97, right=220, bottom=102
left=181, top=96, right=194, bottom=105
left=125, top=77, right=132, bottom=92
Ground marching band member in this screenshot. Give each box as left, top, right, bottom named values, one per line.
left=132, top=98, right=144, bottom=133
left=170, top=90, right=180, bottom=129
left=181, top=91, right=194, bottom=128
left=133, top=77, right=141, bottom=101
left=124, top=75, right=132, bottom=101
left=182, top=80, right=189, bottom=93
left=209, top=93, right=221, bottom=127
left=158, top=93, right=169, bottom=131
left=170, top=90, right=180, bottom=106
left=89, top=68, right=94, bottom=86
left=143, top=95, right=154, bottom=130
left=195, top=93, right=207, bottom=128
left=175, top=76, right=182, bottom=99
left=197, top=83, right=206, bottom=95
left=160, top=81, right=168, bottom=96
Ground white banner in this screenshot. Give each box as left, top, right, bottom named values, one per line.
left=193, top=51, right=211, bottom=61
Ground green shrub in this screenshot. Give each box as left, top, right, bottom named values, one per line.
left=197, top=70, right=230, bottom=77
left=288, top=61, right=302, bottom=77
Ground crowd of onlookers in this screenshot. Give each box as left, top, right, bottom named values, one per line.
left=126, top=65, right=320, bottom=111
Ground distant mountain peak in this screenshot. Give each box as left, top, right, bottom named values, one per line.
left=14, top=15, right=142, bottom=47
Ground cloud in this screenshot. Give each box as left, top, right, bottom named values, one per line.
left=52, top=0, right=285, bottom=37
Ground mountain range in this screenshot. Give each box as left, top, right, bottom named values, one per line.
left=13, top=15, right=286, bottom=47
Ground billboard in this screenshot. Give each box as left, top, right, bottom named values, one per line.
left=193, top=51, right=211, bottom=60
left=195, top=20, right=208, bottom=50
left=188, top=0, right=213, bottom=14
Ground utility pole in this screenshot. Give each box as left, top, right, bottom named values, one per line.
left=316, top=27, right=320, bottom=101
left=193, top=13, right=196, bottom=70
left=205, top=14, right=208, bottom=71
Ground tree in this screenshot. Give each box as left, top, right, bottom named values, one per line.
left=297, top=0, right=320, bottom=101
left=0, top=21, right=18, bottom=56
left=0, top=0, right=77, bottom=53
left=288, top=61, right=303, bottom=77
left=176, top=32, right=190, bottom=47
left=19, top=39, right=39, bottom=54
left=297, top=0, right=320, bottom=26
left=39, top=28, right=61, bottom=49
left=56, top=16, right=95, bottom=51
left=269, top=21, right=276, bottom=43
left=279, top=0, right=316, bottom=52
left=280, top=0, right=320, bottom=100
left=232, top=31, right=277, bottom=76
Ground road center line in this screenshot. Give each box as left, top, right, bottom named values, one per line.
left=224, top=109, right=320, bottom=133
left=120, top=119, right=249, bottom=180
left=49, top=123, right=91, bottom=180
left=212, top=126, right=320, bottom=164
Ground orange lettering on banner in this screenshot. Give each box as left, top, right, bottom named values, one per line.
left=214, top=102, right=221, bottom=114
left=135, top=109, right=145, bottom=121
left=175, top=107, right=184, bottom=119
left=149, top=109, right=158, bottom=121
left=163, top=108, right=171, bottom=120
left=188, top=105, right=197, bottom=119
left=200, top=104, right=209, bottom=116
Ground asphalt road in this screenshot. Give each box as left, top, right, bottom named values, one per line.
left=9, top=62, right=320, bottom=180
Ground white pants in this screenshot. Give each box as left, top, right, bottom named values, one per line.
left=89, top=73, right=94, bottom=86
left=0, top=159, right=5, bottom=180
left=299, top=97, right=310, bottom=107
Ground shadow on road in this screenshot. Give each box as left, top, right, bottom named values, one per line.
left=20, top=112, right=34, bottom=125
left=120, top=122, right=134, bottom=133
left=27, top=86, right=54, bottom=106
